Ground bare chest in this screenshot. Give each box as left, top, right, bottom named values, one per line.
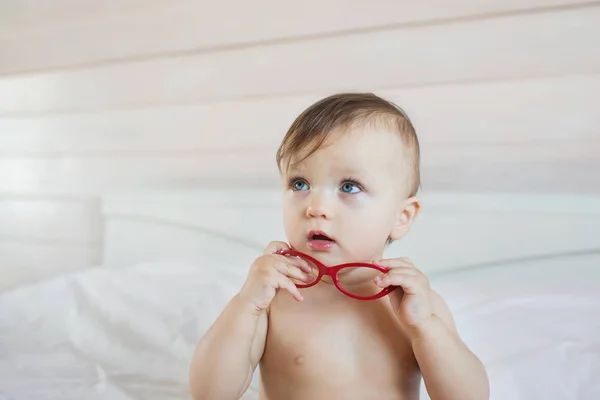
left=260, top=291, right=420, bottom=398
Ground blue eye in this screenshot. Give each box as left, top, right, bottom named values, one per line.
left=340, top=181, right=361, bottom=194
left=291, top=179, right=309, bottom=191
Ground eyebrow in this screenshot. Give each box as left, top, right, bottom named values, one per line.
left=332, top=165, right=371, bottom=177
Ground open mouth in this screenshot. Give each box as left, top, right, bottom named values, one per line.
left=312, top=234, right=333, bottom=241
left=307, top=230, right=336, bottom=251
left=308, top=230, right=335, bottom=242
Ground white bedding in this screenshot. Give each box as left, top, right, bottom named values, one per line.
left=1, top=252, right=599, bottom=400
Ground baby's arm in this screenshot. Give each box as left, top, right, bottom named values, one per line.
left=374, top=258, right=489, bottom=400
left=411, top=291, right=489, bottom=400
left=189, top=241, right=312, bottom=400
left=189, top=295, right=267, bottom=399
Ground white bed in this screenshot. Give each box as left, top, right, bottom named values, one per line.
left=1, top=190, right=599, bottom=400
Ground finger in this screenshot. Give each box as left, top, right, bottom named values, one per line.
left=375, top=258, right=415, bottom=268
left=374, top=272, right=422, bottom=294
left=263, top=241, right=290, bottom=255
left=276, top=274, right=304, bottom=301
left=277, top=254, right=312, bottom=273
left=273, top=261, right=313, bottom=283
left=377, top=266, right=419, bottom=276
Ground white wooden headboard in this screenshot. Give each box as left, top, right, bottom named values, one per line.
left=2, top=1, right=599, bottom=291
left=101, top=190, right=600, bottom=276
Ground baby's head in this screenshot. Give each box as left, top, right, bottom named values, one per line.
left=276, top=93, right=421, bottom=265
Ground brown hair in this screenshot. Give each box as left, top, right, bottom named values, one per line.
left=276, top=93, right=421, bottom=196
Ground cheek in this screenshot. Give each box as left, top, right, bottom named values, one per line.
left=340, top=196, right=396, bottom=236
left=282, top=202, right=294, bottom=225
left=282, top=199, right=303, bottom=237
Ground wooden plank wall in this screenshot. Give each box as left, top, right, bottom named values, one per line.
left=1, top=0, right=599, bottom=289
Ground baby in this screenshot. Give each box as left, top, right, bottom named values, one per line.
left=189, top=93, right=489, bottom=400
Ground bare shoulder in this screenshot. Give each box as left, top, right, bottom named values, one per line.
left=430, top=289, right=458, bottom=335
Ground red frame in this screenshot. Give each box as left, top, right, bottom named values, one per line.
left=277, top=249, right=398, bottom=300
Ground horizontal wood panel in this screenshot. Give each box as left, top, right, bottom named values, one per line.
left=425, top=140, right=599, bottom=163
left=0, top=0, right=158, bottom=29
left=2, top=6, right=600, bottom=114
left=0, top=154, right=275, bottom=195
left=0, top=156, right=598, bottom=196
left=0, top=198, right=100, bottom=243
left=422, top=162, right=600, bottom=193
left=0, top=240, right=100, bottom=291
left=1, top=75, right=599, bottom=154
left=0, top=1, right=591, bottom=74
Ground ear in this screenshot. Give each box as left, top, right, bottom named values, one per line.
left=389, top=196, right=421, bottom=241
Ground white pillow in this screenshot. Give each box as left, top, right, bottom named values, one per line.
left=0, top=260, right=251, bottom=400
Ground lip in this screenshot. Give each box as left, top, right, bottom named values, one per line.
left=307, top=230, right=336, bottom=252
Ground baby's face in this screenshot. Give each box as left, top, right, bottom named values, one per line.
left=281, top=125, right=413, bottom=265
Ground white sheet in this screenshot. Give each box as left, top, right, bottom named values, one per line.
left=1, top=252, right=599, bottom=400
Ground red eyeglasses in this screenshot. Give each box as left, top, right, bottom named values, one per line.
left=277, top=249, right=398, bottom=300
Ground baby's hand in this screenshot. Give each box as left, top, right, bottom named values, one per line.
left=238, top=241, right=313, bottom=313
left=373, top=257, right=433, bottom=335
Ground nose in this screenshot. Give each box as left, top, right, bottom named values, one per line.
left=305, top=192, right=334, bottom=220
